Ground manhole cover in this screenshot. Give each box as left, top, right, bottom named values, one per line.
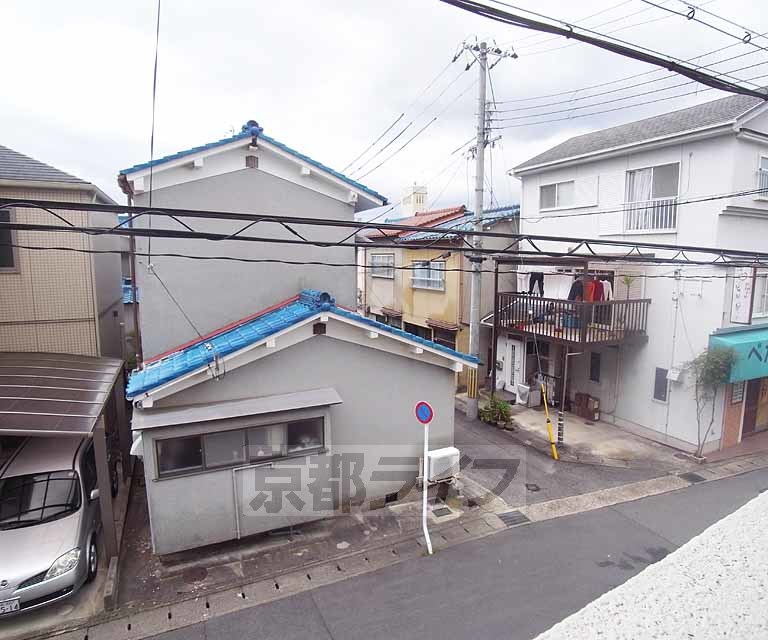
left=679, top=472, right=706, bottom=484
left=182, top=567, right=208, bottom=583
left=498, top=510, right=530, bottom=527
left=432, top=507, right=452, bottom=517
left=525, top=483, right=541, bottom=492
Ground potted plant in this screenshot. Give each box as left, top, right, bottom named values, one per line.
left=480, top=396, right=513, bottom=428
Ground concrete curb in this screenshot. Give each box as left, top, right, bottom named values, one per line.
left=24, top=454, right=768, bottom=640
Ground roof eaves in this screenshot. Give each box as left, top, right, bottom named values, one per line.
left=119, top=131, right=387, bottom=204
left=127, top=289, right=478, bottom=398
left=513, top=121, right=734, bottom=175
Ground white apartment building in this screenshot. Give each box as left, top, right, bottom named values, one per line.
left=497, top=93, right=768, bottom=454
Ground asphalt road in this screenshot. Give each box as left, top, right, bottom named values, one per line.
left=147, top=467, right=768, bottom=640
left=454, top=411, right=663, bottom=506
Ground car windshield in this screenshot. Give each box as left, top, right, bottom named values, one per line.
left=0, top=470, right=81, bottom=529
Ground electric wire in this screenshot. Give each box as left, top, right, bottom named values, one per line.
left=490, top=70, right=768, bottom=130
left=348, top=67, right=469, bottom=177
left=146, top=0, right=161, bottom=262
left=480, top=0, right=762, bottom=88
left=677, top=1, right=768, bottom=45
left=640, top=0, right=768, bottom=55
left=490, top=49, right=768, bottom=113
left=496, top=30, right=768, bottom=106
left=490, top=59, right=768, bottom=121
left=2, top=241, right=765, bottom=280
left=446, top=0, right=768, bottom=101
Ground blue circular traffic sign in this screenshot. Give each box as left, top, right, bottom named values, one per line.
left=415, top=401, right=434, bottom=425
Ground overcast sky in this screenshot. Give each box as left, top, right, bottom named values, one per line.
left=1, top=0, right=765, bottom=212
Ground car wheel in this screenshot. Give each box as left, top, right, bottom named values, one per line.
left=85, top=537, right=99, bottom=583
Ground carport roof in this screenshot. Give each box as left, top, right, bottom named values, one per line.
left=0, top=352, right=123, bottom=436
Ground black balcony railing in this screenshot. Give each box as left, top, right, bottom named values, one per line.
left=495, top=293, right=650, bottom=345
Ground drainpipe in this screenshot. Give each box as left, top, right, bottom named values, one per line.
left=126, top=193, right=144, bottom=366
left=559, top=348, right=583, bottom=445
left=664, top=270, right=681, bottom=436
left=491, top=260, right=499, bottom=398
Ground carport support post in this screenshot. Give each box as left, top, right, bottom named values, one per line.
left=94, top=417, right=118, bottom=560
left=491, top=259, right=499, bottom=398
left=114, top=369, right=131, bottom=483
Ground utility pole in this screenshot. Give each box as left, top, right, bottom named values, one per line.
left=466, top=41, right=488, bottom=420
left=463, top=40, right=516, bottom=419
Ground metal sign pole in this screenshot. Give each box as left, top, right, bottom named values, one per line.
left=422, top=419, right=433, bottom=555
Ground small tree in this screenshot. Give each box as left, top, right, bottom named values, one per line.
left=687, top=348, right=737, bottom=458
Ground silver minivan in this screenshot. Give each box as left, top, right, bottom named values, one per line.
left=0, top=436, right=107, bottom=616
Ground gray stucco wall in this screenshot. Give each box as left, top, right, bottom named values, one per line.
left=132, top=169, right=357, bottom=358
left=140, top=334, right=456, bottom=554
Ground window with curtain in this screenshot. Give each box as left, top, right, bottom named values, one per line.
left=625, top=163, right=680, bottom=231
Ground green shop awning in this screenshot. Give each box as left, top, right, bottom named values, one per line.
left=710, top=327, right=768, bottom=383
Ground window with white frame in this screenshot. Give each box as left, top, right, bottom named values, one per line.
left=753, top=270, right=768, bottom=318
left=539, top=181, right=575, bottom=210
left=411, top=260, right=445, bottom=290
left=758, top=156, right=768, bottom=198
left=624, top=163, right=680, bottom=231
left=370, top=254, right=394, bottom=279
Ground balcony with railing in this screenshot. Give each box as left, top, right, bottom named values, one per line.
left=495, top=293, right=651, bottom=346
left=757, top=168, right=768, bottom=200
left=623, top=197, right=678, bottom=233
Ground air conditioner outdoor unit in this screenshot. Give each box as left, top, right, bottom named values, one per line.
left=427, top=447, right=460, bottom=482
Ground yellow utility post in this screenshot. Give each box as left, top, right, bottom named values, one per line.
left=540, top=382, right=559, bottom=461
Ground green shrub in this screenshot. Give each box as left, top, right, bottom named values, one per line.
left=480, top=396, right=512, bottom=425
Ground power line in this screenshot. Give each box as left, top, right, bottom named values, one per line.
left=490, top=60, right=768, bottom=121
left=508, top=0, right=635, bottom=49
left=678, top=1, right=768, bottom=45
left=340, top=114, right=404, bottom=173
left=348, top=68, right=469, bottom=177
left=3, top=241, right=766, bottom=280
left=6, top=191, right=768, bottom=267
left=146, top=0, right=162, bottom=262
left=6, top=186, right=768, bottom=246
left=490, top=48, right=767, bottom=112
left=486, top=26, right=768, bottom=106
left=640, top=0, right=768, bottom=55
left=354, top=78, right=479, bottom=180
left=514, top=1, right=679, bottom=57
left=490, top=70, right=768, bottom=130
left=355, top=118, right=438, bottom=180
left=468, top=0, right=766, bottom=92
left=341, top=58, right=458, bottom=172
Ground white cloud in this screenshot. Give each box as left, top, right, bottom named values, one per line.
left=1, top=0, right=765, bottom=206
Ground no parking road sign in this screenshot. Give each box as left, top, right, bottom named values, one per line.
left=414, top=401, right=434, bottom=425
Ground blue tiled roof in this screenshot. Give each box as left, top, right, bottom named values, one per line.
left=402, top=204, right=519, bottom=242
left=118, top=128, right=387, bottom=204
left=126, top=289, right=477, bottom=398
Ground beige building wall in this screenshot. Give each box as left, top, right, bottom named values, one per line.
left=0, top=186, right=100, bottom=356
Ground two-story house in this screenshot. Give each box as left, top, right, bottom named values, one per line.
left=118, top=124, right=481, bottom=554
left=497, top=93, right=768, bottom=455
left=361, top=204, right=519, bottom=390
left=0, top=143, right=124, bottom=358
left=118, top=120, right=388, bottom=360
